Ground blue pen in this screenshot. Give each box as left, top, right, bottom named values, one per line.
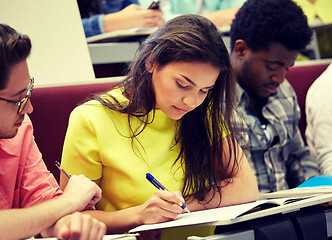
left=146, top=173, right=190, bottom=213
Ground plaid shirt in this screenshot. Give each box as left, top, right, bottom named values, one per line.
left=235, top=80, right=320, bottom=193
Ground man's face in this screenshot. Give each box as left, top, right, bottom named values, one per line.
left=0, top=60, right=33, bottom=138
left=236, top=42, right=298, bottom=101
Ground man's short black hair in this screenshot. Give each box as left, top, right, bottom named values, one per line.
left=230, top=0, right=313, bottom=52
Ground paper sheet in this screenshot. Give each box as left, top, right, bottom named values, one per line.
left=129, top=200, right=274, bottom=232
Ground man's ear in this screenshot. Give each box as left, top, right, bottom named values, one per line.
left=233, top=40, right=249, bottom=59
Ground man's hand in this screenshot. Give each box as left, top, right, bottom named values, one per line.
left=62, top=175, right=102, bottom=212
left=54, top=212, right=106, bottom=240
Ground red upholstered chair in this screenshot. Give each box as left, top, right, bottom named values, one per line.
left=286, top=63, right=330, bottom=143
left=30, top=81, right=119, bottom=182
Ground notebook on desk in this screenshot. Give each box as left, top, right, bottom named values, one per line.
left=86, top=25, right=232, bottom=44
left=263, top=175, right=332, bottom=199
left=86, top=27, right=157, bottom=43
left=129, top=194, right=332, bottom=233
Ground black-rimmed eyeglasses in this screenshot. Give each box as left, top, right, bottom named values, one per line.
left=0, top=77, right=34, bottom=114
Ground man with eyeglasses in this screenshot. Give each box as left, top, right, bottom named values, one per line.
left=0, top=76, right=33, bottom=110
left=0, top=24, right=106, bottom=239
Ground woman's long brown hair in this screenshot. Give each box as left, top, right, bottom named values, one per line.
left=92, top=14, right=239, bottom=206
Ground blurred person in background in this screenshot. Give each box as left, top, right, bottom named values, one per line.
left=139, top=0, right=245, bottom=27
left=78, top=0, right=164, bottom=37
left=306, top=64, right=332, bottom=175
left=293, top=0, right=332, bottom=25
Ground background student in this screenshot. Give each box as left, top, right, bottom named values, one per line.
left=229, top=0, right=320, bottom=193
left=139, top=0, right=245, bottom=27
left=60, top=14, right=258, bottom=239
left=293, top=0, right=332, bottom=25
left=0, top=23, right=106, bottom=239
left=78, top=0, right=164, bottom=37
left=306, top=63, right=332, bottom=175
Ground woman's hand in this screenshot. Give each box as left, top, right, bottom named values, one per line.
left=136, top=190, right=185, bottom=225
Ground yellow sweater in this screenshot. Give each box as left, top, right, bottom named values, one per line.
left=61, top=88, right=224, bottom=239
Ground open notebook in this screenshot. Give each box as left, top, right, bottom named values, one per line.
left=264, top=175, right=332, bottom=199
left=86, top=25, right=231, bottom=44
left=86, top=27, right=157, bottom=43
left=129, top=193, right=332, bottom=233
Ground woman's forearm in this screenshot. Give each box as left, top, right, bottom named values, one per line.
left=186, top=149, right=259, bottom=212
left=84, top=206, right=143, bottom=234
left=186, top=177, right=258, bottom=212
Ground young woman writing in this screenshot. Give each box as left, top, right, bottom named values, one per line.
left=60, top=14, right=259, bottom=238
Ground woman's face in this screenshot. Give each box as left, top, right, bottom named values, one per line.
left=148, top=61, right=220, bottom=120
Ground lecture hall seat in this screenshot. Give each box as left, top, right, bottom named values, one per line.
left=30, top=81, right=118, bottom=182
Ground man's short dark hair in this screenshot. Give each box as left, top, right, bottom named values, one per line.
left=0, top=24, right=31, bottom=90
left=230, top=0, right=313, bottom=52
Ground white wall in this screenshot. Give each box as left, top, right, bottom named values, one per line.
left=0, top=0, right=96, bottom=87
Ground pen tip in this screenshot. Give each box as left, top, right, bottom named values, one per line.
left=184, top=207, right=191, bottom=213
